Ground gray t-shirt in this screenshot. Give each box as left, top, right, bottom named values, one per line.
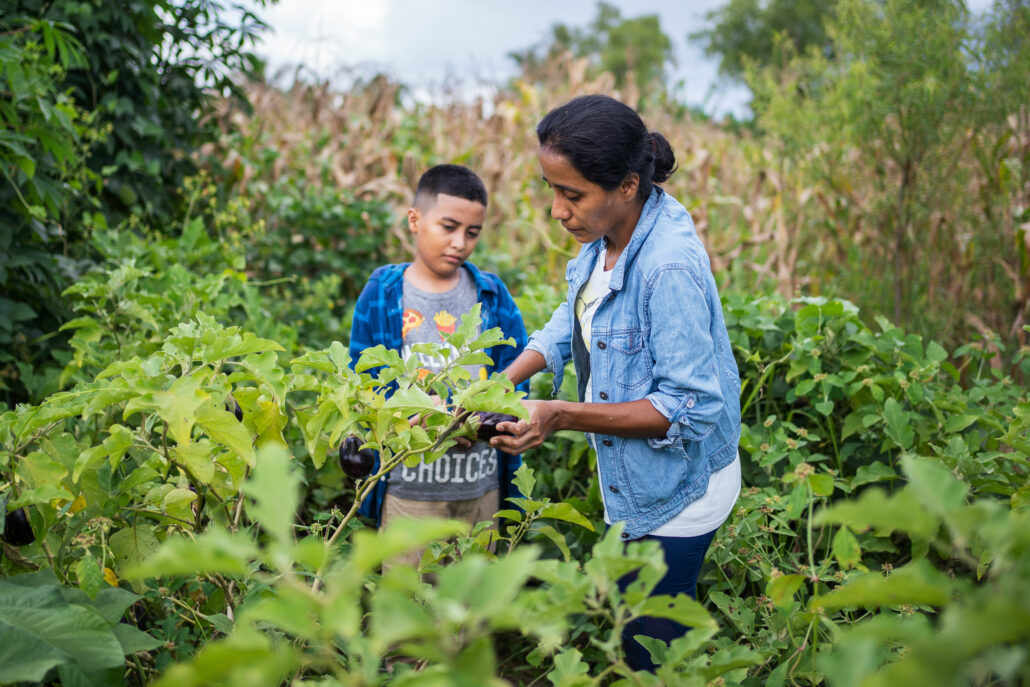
left=388, top=269, right=499, bottom=501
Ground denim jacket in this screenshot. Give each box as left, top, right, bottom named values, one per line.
left=349, top=261, right=529, bottom=524
left=526, top=189, right=741, bottom=540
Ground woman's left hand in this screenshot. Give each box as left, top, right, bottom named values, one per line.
left=489, top=399, right=561, bottom=453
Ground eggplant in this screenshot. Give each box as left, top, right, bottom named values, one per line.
left=471, top=411, right=519, bottom=441
left=3, top=508, right=35, bottom=546
left=225, top=395, right=243, bottom=422
left=339, top=436, right=376, bottom=478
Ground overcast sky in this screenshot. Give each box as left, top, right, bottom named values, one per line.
left=241, top=0, right=753, bottom=117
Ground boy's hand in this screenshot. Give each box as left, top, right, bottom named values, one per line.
left=489, top=400, right=560, bottom=453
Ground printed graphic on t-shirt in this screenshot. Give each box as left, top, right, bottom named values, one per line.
left=394, top=447, right=497, bottom=486
left=433, top=310, right=456, bottom=334
left=399, top=308, right=464, bottom=372
left=401, top=309, right=425, bottom=339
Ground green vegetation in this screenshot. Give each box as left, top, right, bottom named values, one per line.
left=1, top=0, right=1028, bottom=685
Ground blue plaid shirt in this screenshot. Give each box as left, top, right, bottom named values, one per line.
left=349, top=261, right=529, bottom=523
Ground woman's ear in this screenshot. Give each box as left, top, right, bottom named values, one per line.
left=407, top=207, right=420, bottom=233
left=620, top=173, right=640, bottom=201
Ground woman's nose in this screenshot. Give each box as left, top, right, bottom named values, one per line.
left=551, top=195, right=570, bottom=221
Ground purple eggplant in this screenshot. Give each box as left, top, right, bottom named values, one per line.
left=3, top=508, right=35, bottom=546
left=471, top=411, right=519, bottom=441
left=339, top=436, right=375, bottom=478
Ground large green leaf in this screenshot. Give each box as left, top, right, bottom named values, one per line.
left=0, top=582, right=126, bottom=683
left=196, top=402, right=256, bottom=468
left=126, top=528, right=259, bottom=579
left=242, top=444, right=298, bottom=546
left=810, top=559, right=953, bottom=611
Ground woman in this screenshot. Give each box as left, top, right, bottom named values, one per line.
left=491, top=94, right=742, bottom=672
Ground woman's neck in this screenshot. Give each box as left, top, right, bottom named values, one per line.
left=603, top=200, right=645, bottom=268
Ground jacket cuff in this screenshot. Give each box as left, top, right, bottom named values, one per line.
left=526, top=338, right=564, bottom=396
left=645, top=391, right=703, bottom=448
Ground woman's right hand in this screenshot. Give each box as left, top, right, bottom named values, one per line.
left=490, top=399, right=563, bottom=453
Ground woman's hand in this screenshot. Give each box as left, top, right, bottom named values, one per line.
left=489, top=399, right=563, bottom=453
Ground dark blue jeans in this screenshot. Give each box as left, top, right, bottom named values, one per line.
left=617, top=529, right=717, bottom=673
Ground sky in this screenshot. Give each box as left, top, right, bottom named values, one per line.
left=240, top=0, right=754, bottom=118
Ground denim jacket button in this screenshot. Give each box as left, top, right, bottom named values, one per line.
left=599, top=391, right=608, bottom=400
left=597, top=340, right=606, bottom=350
left=602, top=438, right=613, bottom=447
left=686, top=397, right=695, bottom=409
left=609, top=484, right=619, bottom=493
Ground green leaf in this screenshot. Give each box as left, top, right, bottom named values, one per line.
left=538, top=502, right=595, bottom=531
left=195, top=402, right=256, bottom=467
left=75, top=558, right=104, bottom=600
left=243, top=444, right=298, bottom=546
left=383, top=385, right=441, bottom=416
left=111, top=623, right=162, bottom=654
left=73, top=424, right=134, bottom=482
left=851, top=461, right=897, bottom=488
left=766, top=573, right=805, bottom=608
left=926, top=341, right=948, bottom=362
left=203, top=332, right=284, bottom=362
left=810, top=559, right=952, bottom=611
left=535, top=524, right=572, bottom=562
left=126, top=528, right=259, bottom=579
left=511, top=463, right=536, bottom=500
left=638, top=594, right=717, bottom=630
left=494, top=509, right=523, bottom=523
left=162, top=487, right=197, bottom=522
left=814, top=487, right=940, bottom=542
left=807, top=472, right=834, bottom=496
left=547, top=647, right=591, bottom=686
left=882, top=398, right=914, bottom=450
left=127, top=371, right=210, bottom=447
left=172, top=440, right=216, bottom=484
left=902, top=455, right=969, bottom=517
left=108, top=526, right=160, bottom=581
left=0, top=582, right=126, bottom=683
left=350, top=517, right=468, bottom=574
left=944, top=414, right=979, bottom=433
left=832, top=526, right=863, bottom=570
left=815, top=400, right=834, bottom=416
left=355, top=345, right=403, bottom=373
left=327, top=341, right=351, bottom=373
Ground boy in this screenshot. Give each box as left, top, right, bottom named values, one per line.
left=348, top=164, right=528, bottom=565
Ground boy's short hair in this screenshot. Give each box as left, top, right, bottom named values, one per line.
left=414, top=164, right=488, bottom=209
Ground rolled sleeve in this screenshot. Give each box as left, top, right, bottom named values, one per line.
left=644, top=264, right=724, bottom=447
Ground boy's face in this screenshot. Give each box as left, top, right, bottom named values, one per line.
left=408, top=193, right=486, bottom=282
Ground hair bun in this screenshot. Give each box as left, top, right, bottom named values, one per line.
left=649, top=132, right=677, bottom=184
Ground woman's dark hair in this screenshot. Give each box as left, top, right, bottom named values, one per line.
left=536, top=95, right=677, bottom=200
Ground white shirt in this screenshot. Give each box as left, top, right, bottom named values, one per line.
left=575, top=247, right=741, bottom=537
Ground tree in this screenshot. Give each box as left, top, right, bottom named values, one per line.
left=1, top=1, right=269, bottom=405
left=746, top=0, right=1030, bottom=346
left=509, top=2, right=674, bottom=96
left=690, top=0, right=833, bottom=80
